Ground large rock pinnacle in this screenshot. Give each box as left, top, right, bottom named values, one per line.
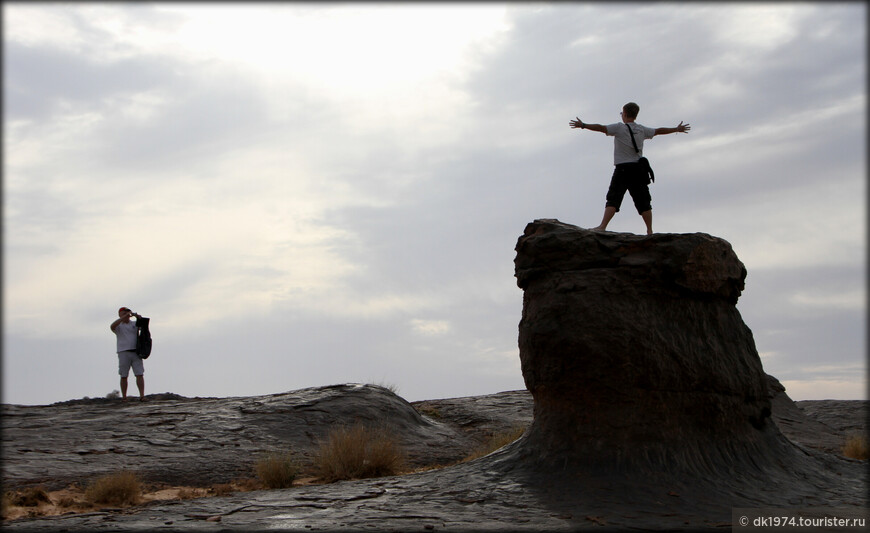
left=512, top=219, right=776, bottom=475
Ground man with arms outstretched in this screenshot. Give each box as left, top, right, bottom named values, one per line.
left=570, top=102, right=690, bottom=235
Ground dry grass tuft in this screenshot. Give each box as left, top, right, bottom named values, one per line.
left=231, top=477, right=263, bottom=492
left=463, top=425, right=527, bottom=462
left=56, top=495, right=80, bottom=507
left=843, top=434, right=868, bottom=460
left=210, top=483, right=235, bottom=496
left=368, top=381, right=399, bottom=394
left=5, top=486, right=51, bottom=507
left=255, top=451, right=300, bottom=489
left=415, top=404, right=442, bottom=419
left=84, top=471, right=141, bottom=506
left=176, top=487, right=205, bottom=500
left=313, top=424, right=405, bottom=482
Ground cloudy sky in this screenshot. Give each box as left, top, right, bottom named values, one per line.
left=3, top=2, right=866, bottom=406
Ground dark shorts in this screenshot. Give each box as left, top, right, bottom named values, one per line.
left=605, top=163, right=652, bottom=214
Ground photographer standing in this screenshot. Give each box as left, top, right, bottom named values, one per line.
left=110, top=306, right=145, bottom=401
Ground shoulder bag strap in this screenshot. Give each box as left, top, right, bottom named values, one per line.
left=625, top=123, right=640, bottom=154
left=626, top=123, right=654, bottom=182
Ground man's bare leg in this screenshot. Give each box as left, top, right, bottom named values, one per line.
left=120, top=377, right=128, bottom=401
left=135, top=375, right=145, bottom=400
left=593, top=206, right=617, bottom=231
left=641, top=210, right=653, bottom=235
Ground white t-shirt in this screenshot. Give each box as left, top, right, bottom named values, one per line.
left=605, top=122, right=656, bottom=165
left=115, top=321, right=138, bottom=352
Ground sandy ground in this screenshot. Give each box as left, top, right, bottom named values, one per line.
left=2, top=477, right=321, bottom=521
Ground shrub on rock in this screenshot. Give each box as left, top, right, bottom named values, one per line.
left=255, top=452, right=299, bottom=489
left=313, top=424, right=405, bottom=482
left=84, top=471, right=141, bottom=506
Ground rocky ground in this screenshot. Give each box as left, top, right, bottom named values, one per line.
left=2, top=383, right=866, bottom=530
left=1, top=385, right=533, bottom=493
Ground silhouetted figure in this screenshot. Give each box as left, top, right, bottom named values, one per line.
left=570, top=102, right=690, bottom=235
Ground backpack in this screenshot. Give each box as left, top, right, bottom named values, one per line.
left=136, top=317, right=153, bottom=359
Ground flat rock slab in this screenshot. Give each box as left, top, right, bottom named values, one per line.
left=2, top=384, right=493, bottom=491
left=796, top=400, right=867, bottom=435
left=411, top=390, right=534, bottom=442
left=3, top=385, right=867, bottom=531
left=768, top=377, right=868, bottom=456
left=3, top=443, right=866, bottom=532
left=1, top=386, right=539, bottom=493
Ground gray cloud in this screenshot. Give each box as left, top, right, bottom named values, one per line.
left=316, top=3, right=866, bottom=401
left=2, top=3, right=865, bottom=405
left=4, top=42, right=176, bottom=120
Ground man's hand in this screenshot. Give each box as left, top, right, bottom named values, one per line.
left=655, top=121, right=692, bottom=136
left=572, top=118, right=607, bottom=133
left=111, top=312, right=131, bottom=332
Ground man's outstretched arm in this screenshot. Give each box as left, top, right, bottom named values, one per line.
left=569, top=117, right=607, bottom=134
left=654, top=121, right=691, bottom=136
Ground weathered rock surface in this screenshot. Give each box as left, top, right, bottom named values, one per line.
left=499, top=220, right=866, bottom=505
left=506, top=221, right=864, bottom=480
left=1, top=384, right=488, bottom=492
left=3, top=219, right=866, bottom=531
left=3, top=385, right=865, bottom=531
left=767, top=375, right=867, bottom=456
left=514, top=219, right=766, bottom=465
left=795, top=399, right=868, bottom=438
left=412, top=390, right=534, bottom=443
left=2, top=382, right=859, bottom=493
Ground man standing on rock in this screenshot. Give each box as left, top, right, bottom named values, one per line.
left=570, top=102, right=690, bottom=235
left=110, top=307, right=145, bottom=401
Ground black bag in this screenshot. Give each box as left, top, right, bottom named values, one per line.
left=136, top=317, right=152, bottom=359
left=626, top=123, right=655, bottom=183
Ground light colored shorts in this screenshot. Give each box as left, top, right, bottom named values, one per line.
left=118, top=350, right=145, bottom=377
